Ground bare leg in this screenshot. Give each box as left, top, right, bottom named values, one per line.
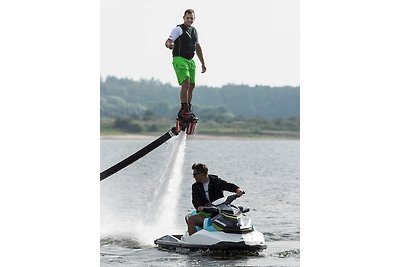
left=187, top=214, right=205, bottom=236
left=188, top=83, right=195, bottom=105
left=180, top=79, right=190, bottom=104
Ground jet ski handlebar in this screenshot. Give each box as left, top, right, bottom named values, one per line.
left=205, top=192, right=246, bottom=209
left=224, top=191, right=245, bottom=204
left=202, top=206, right=219, bottom=213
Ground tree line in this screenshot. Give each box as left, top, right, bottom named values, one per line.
left=100, top=76, right=300, bottom=122
left=100, top=76, right=299, bottom=136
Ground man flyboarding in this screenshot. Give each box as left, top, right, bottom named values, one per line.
left=165, top=9, right=206, bottom=121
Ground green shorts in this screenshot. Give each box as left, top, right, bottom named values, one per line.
left=172, top=56, right=196, bottom=85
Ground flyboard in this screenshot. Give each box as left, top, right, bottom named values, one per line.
left=100, top=115, right=198, bottom=181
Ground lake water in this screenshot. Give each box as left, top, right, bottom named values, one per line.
left=100, top=134, right=299, bottom=266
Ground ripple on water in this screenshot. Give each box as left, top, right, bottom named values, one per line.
left=101, top=236, right=144, bottom=249
left=269, top=249, right=300, bottom=258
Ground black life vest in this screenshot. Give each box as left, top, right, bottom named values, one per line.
left=172, top=24, right=198, bottom=60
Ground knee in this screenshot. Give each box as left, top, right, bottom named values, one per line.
left=187, top=216, right=196, bottom=225
left=182, top=79, right=190, bottom=88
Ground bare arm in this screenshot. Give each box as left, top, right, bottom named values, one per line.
left=195, top=44, right=206, bottom=73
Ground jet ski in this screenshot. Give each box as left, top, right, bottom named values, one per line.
left=154, top=194, right=267, bottom=253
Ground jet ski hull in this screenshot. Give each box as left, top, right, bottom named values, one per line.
left=154, top=231, right=267, bottom=253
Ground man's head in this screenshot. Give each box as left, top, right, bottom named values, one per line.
left=192, top=163, right=208, bottom=182
left=183, top=9, right=195, bottom=27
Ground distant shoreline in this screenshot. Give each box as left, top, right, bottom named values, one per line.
left=100, top=133, right=299, bottom=141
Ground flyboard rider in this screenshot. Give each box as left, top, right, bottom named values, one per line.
left=165, top=9, right=206, bottom=121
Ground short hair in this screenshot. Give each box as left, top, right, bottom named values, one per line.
left=192, top=163, right=208, bottom=174
left=184, top=9, right=195, bottom=16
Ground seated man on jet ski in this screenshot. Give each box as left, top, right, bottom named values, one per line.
left=187, top=163, right=244, bottom=235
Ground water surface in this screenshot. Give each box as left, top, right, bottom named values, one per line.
left=101, top=135, right=299, bottom=266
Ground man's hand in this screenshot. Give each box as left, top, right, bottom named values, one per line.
left=197, top=206, right=204, bottom=212
left=235, top=188, right=245, bottom=197
left=165, top=39, right=174, bottom=50
left=201, top=64, right=206, bottom=73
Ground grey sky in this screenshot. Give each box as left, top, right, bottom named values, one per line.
left=101, top=0, right=299, bottom=87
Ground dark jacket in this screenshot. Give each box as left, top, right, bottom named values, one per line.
left=172, top=24, right=198, bottom=60
left=192, top=174, right=239, bottom=209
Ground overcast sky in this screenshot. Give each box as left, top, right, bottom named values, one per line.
left=101, top=0, right=299, bottom=87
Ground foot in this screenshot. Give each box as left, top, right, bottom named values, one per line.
left=181, top=111, right=197, bottom=121
left=177, top=106, right=192, bottom=119
left=187, top=112, right=197, bottom=120
left=183, top=104, right=197, bottom=120
left=177, top=109, right=184, bottom=120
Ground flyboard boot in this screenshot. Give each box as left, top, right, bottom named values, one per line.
left=176, top=103, right=198, bottom=135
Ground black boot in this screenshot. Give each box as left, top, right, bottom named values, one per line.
left=187, top=103, right=197, bottom=120
left=177, top=103, right=188, bottom=119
